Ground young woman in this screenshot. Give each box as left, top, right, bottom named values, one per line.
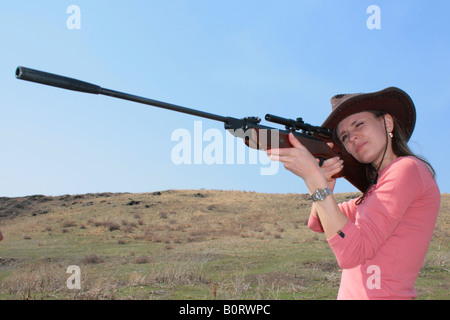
left=267, top=87, right=440, bottom=300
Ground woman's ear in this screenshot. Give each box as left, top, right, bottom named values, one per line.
left=384, top=113, right=395, bottom=134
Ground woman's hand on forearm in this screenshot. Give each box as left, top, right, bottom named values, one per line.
left=267, top=133, right=328, bottom=187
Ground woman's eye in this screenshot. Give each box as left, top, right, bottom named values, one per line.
left=341, top=135, right=348, bottom=142
left=356, top=122, right=364, bottom=128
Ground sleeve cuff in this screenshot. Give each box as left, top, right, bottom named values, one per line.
left=327, top=219, right=353, bottom=243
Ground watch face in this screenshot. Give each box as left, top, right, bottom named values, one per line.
left=317, top=190, right=325, bottom=200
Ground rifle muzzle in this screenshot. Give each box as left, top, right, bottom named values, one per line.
left=15, top=66, right=101, bottom=95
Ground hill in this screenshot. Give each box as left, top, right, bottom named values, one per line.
left=0, top=190, right=448, bottom=300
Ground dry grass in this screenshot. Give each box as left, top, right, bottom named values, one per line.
left=0, top=190, right=448, bottom=300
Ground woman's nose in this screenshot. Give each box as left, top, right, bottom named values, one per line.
left=348, top=132, right=358, bottom=144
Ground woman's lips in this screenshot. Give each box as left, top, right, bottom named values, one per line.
left=355, top=142, right=367, bottom=153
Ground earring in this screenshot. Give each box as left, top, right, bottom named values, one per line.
left=389, top=132, right=394, bottom=138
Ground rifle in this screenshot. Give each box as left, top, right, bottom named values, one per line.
left=15, top=66, right=370, bottom=192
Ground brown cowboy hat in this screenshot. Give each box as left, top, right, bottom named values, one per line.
left=322, top=87, right=416, bottom=141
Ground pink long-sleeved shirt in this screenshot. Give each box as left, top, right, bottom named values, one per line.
left=308, top=156, right=440, bottom=300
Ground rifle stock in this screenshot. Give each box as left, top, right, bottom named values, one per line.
left=238, top=127, right=368, bottom=186
left=15, top=66, right=369, bottom=192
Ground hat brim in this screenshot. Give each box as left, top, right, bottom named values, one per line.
left=322, top=87, right=416, bottom=141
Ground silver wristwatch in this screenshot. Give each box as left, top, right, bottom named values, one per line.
left=311, top=187, right=332, bottom=202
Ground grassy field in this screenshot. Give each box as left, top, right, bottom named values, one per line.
left=0, top=190, right=448, bottom=300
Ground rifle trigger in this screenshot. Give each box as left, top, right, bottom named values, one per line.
left=318, top=157, right=325, bottom=167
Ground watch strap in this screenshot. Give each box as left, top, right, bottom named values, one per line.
left=311, top=187, right=332, bottom=202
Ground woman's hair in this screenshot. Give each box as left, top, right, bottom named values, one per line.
left=333, top=110, right=436, bottom=205
left=372, top=110, right=436, bottom=178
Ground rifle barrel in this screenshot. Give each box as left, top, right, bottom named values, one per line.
left=99, top=88, right=228, bottom=122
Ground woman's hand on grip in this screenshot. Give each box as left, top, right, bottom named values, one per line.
left=316, top=143, right=343, bottom=191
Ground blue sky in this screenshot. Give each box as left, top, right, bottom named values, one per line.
left=0, top=1, right=449, bottom=197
